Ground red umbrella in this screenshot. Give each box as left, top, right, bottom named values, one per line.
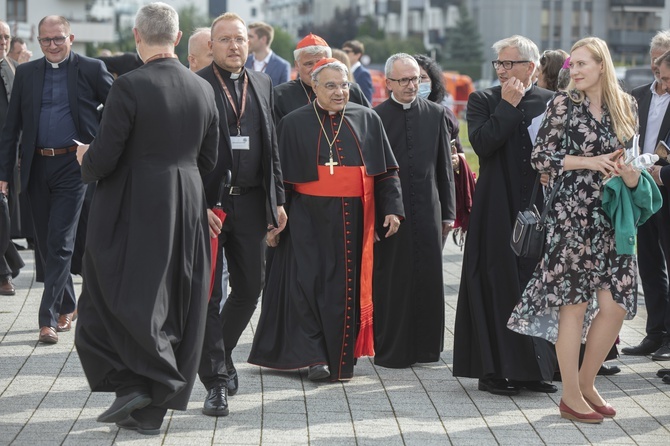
left=209, top=171, right=231, bottom=300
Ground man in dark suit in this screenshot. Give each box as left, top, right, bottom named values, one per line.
left=343, top=40, right=373, bottom=103
left=197, top=12, right=286, bottom=417
left=245, top=21, right=290, bottom=86
left=0, top=20, right=23, bottom=296
left=453, top=35, right=557, bottom=396
left=625, top=30, right=670, bottom=361
left=0, top=16, right=113, bottom=343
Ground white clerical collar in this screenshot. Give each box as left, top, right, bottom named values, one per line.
left=351, top=61, right=361, bottom=72
left=230, top=71, right=241, bottom=80
left=391, top=92, right=414, bottom=109
left=523, top=83, right=532, bottom=95
left=46, top=56, right=68, bottom=69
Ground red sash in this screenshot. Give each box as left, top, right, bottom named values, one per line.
left=293, top=165, right=375, bottom=357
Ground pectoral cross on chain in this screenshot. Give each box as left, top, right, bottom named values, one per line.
left=325, top=156, right=338, bottom=175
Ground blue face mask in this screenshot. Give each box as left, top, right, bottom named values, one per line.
left=417, top=82, right=432, bottom=99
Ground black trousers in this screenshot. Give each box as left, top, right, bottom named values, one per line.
left=637, top=188, right=670, bottom=342
left=27, top=153, right=86, bottom=328
left=199, top=188, right=267, bottom=389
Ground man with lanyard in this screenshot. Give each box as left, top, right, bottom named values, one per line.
left=197, top=12, right=286, bottom=417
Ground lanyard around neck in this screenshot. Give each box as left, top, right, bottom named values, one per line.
left=214, top=66, right=249, bottom=136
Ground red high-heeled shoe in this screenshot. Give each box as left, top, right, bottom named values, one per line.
left=584, top=396, right=616, bottom=417
left=559, top=400, right=604, bottom=424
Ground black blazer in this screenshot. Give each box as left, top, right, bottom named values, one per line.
left=0, top=52, right=113, bottom=190
left=632, top=82, right=670, bottom=150
left=198, top=65, right=285, bottom=226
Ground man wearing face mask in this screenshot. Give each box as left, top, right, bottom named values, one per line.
left=372, top=53, right=455, bottom=368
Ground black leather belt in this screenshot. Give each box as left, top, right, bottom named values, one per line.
left=227, top=186, right=257, bottom=196
left=36, top=145, right=78, bottom=156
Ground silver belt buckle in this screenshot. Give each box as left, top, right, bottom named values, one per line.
left=42, top=148, right=56, bottom=156
left=228, top=186, right=241, bottom=196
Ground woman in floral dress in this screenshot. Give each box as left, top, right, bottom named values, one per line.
left=507, top=37, right=638, bottom=423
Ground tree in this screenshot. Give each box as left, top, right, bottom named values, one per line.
left=272, top=27, right=296, bottom=64
left=441, top=5, right=483, bottom=79
left=318, top=8, right=360, bottom=48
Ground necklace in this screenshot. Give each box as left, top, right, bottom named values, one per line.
left=301, top=80, right=313, bottom=103
left=313, top=100, right=346, bottom=175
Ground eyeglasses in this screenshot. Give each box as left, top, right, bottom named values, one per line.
left=212, top=37, right=247, bottom=46
left=37, top=35, right=69, bottom=47
left=319, top=81, right=351, bottom=91
left=491, top=60, right=530, bottom=70
left=387, top=76, right=420, bottom=87
left=0, top=34, right=10, bottom=42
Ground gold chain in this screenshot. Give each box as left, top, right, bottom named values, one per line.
left=313, top=100, right=346, bottom=157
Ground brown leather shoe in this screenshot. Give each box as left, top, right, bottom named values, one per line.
left=0, top=277, right=15, bottom=296
left=39, top=326, right=58, bottom=344
left=57, top=313, right=74, bottom=332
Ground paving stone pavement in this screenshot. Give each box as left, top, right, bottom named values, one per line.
left=1, top=240, right=669, bottom=445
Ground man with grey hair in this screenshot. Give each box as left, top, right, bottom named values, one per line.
left=188, top=27, right=212, bottom=72
left=273, top=33, right=369, bottom=122
left=372, top=53, right=455, bottom=369
left=623, top=30, right=670, bottom=360
left=74, top=2, right=219, bottom=434
left=453, top=35, right=557, bottom=395
left=249, top=57, right=403, bottom=381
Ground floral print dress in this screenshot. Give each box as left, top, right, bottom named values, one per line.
left=507, top=91, right=637, bottom=343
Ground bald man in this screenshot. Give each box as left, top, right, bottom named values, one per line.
left=188, top=27, right=212, bottom=72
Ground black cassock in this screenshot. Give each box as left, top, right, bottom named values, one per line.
left=273, top=79, right=371, bottom=122
left=248, top=102, right=403, bottom=380
left=373, top=97, right=456, bottom=368
left=75, top=59, right=219, bottom=409
left=453, top=85, right=557, bottom=382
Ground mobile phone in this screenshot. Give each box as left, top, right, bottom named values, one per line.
left=655, top=140, right=670, bottom=164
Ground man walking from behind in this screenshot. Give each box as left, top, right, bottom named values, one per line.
left=75, top=2, right=219, bottom=434
left=373, top=53, right=455, bottom=368
left=245, top=21, right=290, bottom=86
left=0, top=16, right=112, bottom=343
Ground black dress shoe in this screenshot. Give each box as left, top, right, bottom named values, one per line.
left=621, top=337, right=662, bottom=356
left=116, top=416, right=161, bottom=435
left=511, top=380, right=558, bottom=393
left=651, top=343, right=670, bottom=361
left=203, top=384, right=229, bottom=417
left=597, top=364, right=621, bottom=376
left=307, top=364, right=330, bottom=381
left=477, top=378, right=519, bottom=396
left=97, top=391, right=152, bottom=423
left=656, top=368, right=670, bottom=378
left=663, top=375, right=670, bottom=384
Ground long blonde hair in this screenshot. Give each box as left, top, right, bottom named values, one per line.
left=566, top=37, right=636, bottom=145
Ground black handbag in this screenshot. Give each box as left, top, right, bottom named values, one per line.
left=510, top=95, right=571, bottom=260
left=510, top=175, right=561, bottom=259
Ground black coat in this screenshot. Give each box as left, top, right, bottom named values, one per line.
left=198, top=65, right=284, bottom=226
left=372, top=97, right=455, bottom=367
left=453, top=85, right=557, bottom=381
left=75, top=58, right=219, bottom=410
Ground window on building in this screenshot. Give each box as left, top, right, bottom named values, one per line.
left=251, top=7, right=257, bottom=17
left=7, top=0, right=27, bottom=22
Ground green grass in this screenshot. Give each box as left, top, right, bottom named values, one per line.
left=458, top=119, right=479, bottom=176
